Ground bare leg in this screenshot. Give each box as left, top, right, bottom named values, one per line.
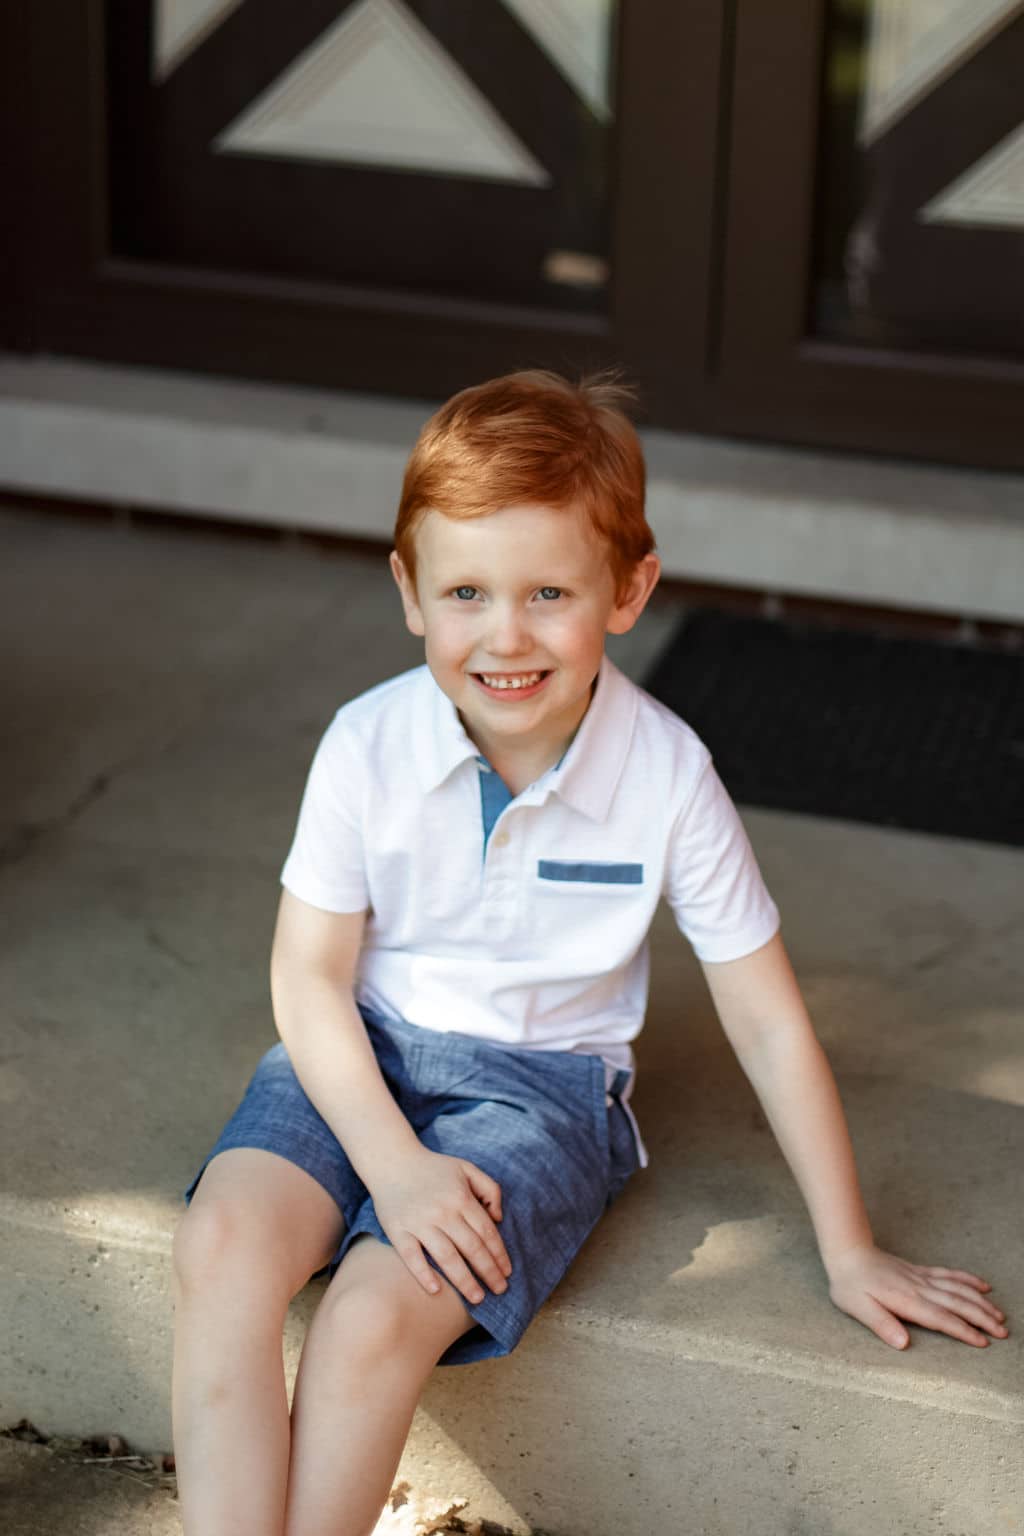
left=284, top=1237, right=474, bottom=1536
left=172, top=1149, right=346, bottom=1536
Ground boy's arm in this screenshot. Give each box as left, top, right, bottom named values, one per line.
left=700, top=932, right=1008, bottom=1350
left=270, top=889, right=512, bottom=1305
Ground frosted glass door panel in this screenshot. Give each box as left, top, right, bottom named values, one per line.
left=111, top=0, right=619, bottom=313
left=814, top=0, right=1024, bottom=360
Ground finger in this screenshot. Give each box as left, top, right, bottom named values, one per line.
left=393, top=1236, right=443, bottom=1297
left=448, top=1216, right=509, bottom=1294
left=926, top=1277, right=1007, bottom=1322
left=462, top=1205, right=513, bottom=1277
left=463, top=1163, right=503, bottom=1221
left=918, top=1266, right=992, bottom=1291
left=919, top=1286, right=1009, bottom=1337
left=895, top=1295, right=991, bottom=1347
left=834, top=1291, right=910, bottom=1350
left=424, top=1229, right=489, bottom=1307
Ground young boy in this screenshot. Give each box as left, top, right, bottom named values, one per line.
left=172, top=371, right=1006, bottom=1536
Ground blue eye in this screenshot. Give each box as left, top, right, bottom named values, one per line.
left=538, top=587, right=562, bottom=600
left=453, top=586, right=478, bottom=600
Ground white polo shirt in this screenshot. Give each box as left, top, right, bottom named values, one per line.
left=280, top=655, right=780, bottom=1166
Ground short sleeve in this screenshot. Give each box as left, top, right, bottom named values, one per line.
left=663, top=759, right=780, bottom=962
left=279, top=718, right=370, bottom=914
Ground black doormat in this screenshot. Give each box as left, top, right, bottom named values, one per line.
left=643, top=611, right=1024, bottom=847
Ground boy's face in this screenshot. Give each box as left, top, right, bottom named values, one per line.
left=390, top=502, right=660, bottom=769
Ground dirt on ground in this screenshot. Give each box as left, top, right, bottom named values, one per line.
left=0, top=1422, right=521, bottom=1535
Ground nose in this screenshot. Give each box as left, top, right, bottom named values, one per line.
left=486, top=599, right=533, bottom=658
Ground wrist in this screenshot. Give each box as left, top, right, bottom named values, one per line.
left=360, top=1133, right=430, bottom=1195
left=821, top=1232, right=877, bottom=1280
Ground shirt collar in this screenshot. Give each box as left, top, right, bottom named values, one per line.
left=414, top=667, right=485, bottom=795
left=546, top=654, right=637, bottom=822
left=413, top=653, right=637, bottom=820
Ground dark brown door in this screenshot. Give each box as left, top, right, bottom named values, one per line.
left=715, top=0, right=1024, bottom=469
left=8, top=1, right=1024, bottom=468
left=13, top=0, right=721, bottom=418
left=814, top=0, right=1024, bottom=359
left=108, top=0, right=613, bottom=315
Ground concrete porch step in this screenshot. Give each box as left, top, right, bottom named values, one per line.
left=3, top=352, right=1024, bottom=624
left=2, top=506, right=1021, bottom=1535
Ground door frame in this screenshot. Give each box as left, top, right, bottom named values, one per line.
left=10, top=0, right=726, bottom=423
left=7, top=0, right=1024, bottom=468
left=713, top=0, right=1024, bottom=470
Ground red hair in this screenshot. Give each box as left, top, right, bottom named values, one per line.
left=394, top=370, right=653, bottom=600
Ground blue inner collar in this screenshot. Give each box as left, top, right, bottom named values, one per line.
left=477, top=757, right=514, bottom=854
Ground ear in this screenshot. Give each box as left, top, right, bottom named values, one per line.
left=389, top=550, right=426, bottom=637
left=606, top=552, right=662, bottom=635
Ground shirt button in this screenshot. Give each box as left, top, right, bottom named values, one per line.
left=492, top=830, right=510, bottom=848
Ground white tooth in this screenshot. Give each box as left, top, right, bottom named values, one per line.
left=482, top=671, right=541, bottom=689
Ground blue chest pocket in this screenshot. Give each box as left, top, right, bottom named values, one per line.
left=537, top=860, right=643, bottom=885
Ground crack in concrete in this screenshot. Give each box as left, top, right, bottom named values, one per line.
left=144, top=926, right=194, bottom=969
left=0, top=771, right=111, bottom=869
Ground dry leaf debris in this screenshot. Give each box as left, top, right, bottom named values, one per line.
left=1, top=1420, right=178, bottom=1496
left=375, top=1478, right=516, bottom=1535
left=3, top=1422, right=519, bottom=1533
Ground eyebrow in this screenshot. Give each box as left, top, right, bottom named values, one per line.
left=430, top=565, right=585, bottom=586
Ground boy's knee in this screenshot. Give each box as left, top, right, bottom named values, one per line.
left=319, top=1244, right=464, bottom=1365
left=319, top=1275, right=412, bottom=1362
left=172, top=1199, right=292, bottom=1305
left=172, top=1200, right=242, bottom=1293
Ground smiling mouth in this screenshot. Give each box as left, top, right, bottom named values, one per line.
left=474, top=670, right=550, bottom=691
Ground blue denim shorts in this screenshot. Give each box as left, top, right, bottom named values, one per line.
left=184, top=1007, right=641, bottom=1366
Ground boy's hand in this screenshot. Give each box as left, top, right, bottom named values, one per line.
left=370, top=1146, right=512, bottom=1307
left=826, top=1244, right=1009, bottom=1349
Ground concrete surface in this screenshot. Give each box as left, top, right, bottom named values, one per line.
left=4, top=353, right=1024, bottom=622
left=0, top=1436, right=179, bottom=1536
left=1, top=505, right=1022, bottom=1535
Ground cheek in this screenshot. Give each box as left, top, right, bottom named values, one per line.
left=551, top=615, right=605, bottom=662
left=424, top=613, right=475, bottom=664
